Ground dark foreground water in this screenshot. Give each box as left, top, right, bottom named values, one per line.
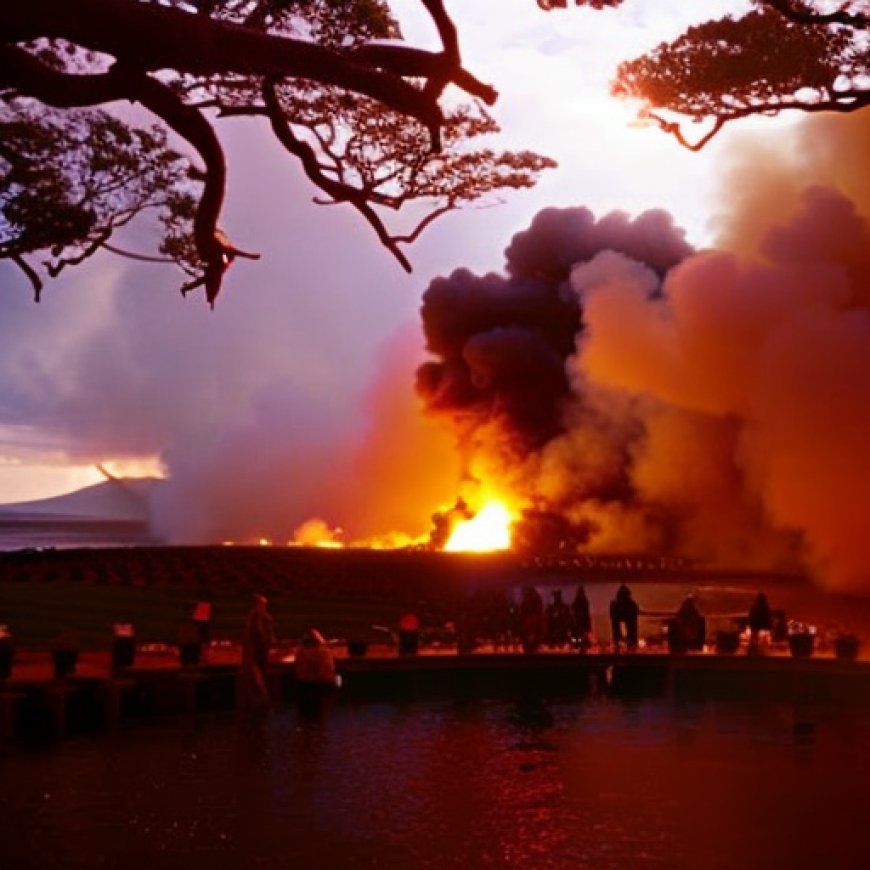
left=2, top=696, right=870, bottom=870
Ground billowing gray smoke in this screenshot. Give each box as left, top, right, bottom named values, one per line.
left=416, top=205, right=713, bottom=554
left=417, top=187, right=870, bottom=591
left=417, top=207, right=692, bottom=460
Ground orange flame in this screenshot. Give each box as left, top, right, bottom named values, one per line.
left=444, top=501, right=514, bottom=552
left=289, top=518, right=345, bottom=548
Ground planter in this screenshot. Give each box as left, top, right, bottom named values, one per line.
left=666, top=620, right=687, bottom=654
left=788, top=632, right=815, bottom=658
left=398, top=630, right=419, bottom=656
left=179, top=641, right=202, bottom=667
left=52, top=649, right=79, bottom=678
left=715, top=630, right=741, bottom=655
left=347, top=640, right=369, bottom=658
left=834, top=634, right=860, bottom=661
left=112, top=636, right=136, bottom=670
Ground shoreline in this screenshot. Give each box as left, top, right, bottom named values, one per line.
left=3, top=641, right=870, bottom=742
left=3, top=545, right=869, bottom=741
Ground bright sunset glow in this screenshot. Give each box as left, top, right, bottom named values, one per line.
left=444, top=501, right=514, bottom=553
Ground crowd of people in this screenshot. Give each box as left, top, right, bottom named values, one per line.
left=457, top=584, right=595, bottom=654
left=458, top=584, right=782, bottom=655
left=236, top=585, right=782, bottom=718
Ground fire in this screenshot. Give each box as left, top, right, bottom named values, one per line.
left=289, top=517, right=345, bottom=548
left=444, top=501, right=514, bottom=552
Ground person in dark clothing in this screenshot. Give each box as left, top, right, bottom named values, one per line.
left=545, top=589, right=572, bottom=648
left=748, top=592, right=773, bottom=647
left=519, top=586, right=544, bottom=653
left=571, top=584, right=593, bottom=651
left=294, top=627, right=339, bottom=719
left=609, top=584, right=639, bottom=651
left=242, top=593, right=275, bottom=711
left=673, top=594, right=706, bottom=651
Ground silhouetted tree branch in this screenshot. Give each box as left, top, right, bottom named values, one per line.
left=1, top=0, right=551, bottom=304
left=612, top=1, right=870, bottom=149
left=535, top=1, right=870, bottom=149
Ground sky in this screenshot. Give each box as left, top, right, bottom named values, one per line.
left=14, top=0, right=870, bottom=593
left=0, top=0, right=744, bottom=499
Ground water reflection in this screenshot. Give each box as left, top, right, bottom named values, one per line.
left=2, top=697, right=870, bottom=869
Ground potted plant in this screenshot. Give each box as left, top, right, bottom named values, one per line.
left=0, top=625, right=13, bottom=679
left=51, top=630, right=80, bottom=678
left=346, top=639, right=369, bottom=658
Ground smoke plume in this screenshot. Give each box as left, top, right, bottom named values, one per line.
left=417, top=113, right=870, bottom=593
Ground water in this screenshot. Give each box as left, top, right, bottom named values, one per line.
left=2, top=696, right=870, bottom=869
left=0, top=516, right=153, bottom=551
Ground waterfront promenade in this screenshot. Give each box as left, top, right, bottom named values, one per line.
left=3, top=639, right=870, bottom=742
left=4, top=545, right=870, bottom=740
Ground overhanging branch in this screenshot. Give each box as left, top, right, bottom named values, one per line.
left=1, top=0, right=446, bottom=136
left=0, top=44, right=259, bottom=304
left=646, top=89, right=870, bottom=150
left=262, top=78, right=412, bottom=273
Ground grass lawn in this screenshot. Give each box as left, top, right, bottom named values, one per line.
left=0, top=546, right=474, bottom=648
left=0, top=580, right=414, bottom=649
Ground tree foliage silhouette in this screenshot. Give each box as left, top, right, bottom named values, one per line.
left=1, top=1, right=555, bottom=304
left=6, top=2, right=864, bottom=305
left=540, top=1, right=870, bottom=150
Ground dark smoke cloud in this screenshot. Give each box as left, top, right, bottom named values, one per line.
left=504, top=206, right=694, bottom=281
left=416, top=207, right=695, bottom=526
left=417, top=208, right=692, bottom=467
left=415, top=202, right=812, bottom=577
left=417, top=112, right=870, bottom=594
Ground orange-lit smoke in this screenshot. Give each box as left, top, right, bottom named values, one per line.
left=573, top=112, right=870, bottom=593
left=289, top=324, right=460, bottom=548
left=151, top=324, right=459, bottom=548
left=415, top=112, right=870, bottom=592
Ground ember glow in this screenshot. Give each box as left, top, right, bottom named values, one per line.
left=444, top=501, right=514, bottom=553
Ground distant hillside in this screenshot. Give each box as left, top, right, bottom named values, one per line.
left=0, top=478, right=158, bottom=522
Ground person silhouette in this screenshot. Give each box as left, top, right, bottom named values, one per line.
left=293, top=628, right=339, bottom=718
left=545, top=589, right=572, bottom=648
left=609, top=584, right=639, bottom=651
left=571, top=584, right=592, bottom=651
left=241, top=593, right=275, bottom=711
left=519, top=586, right=544, bottom=653
left=748, top=592, right=773, bottom=648
left=673, top=593, right=706, bottom=651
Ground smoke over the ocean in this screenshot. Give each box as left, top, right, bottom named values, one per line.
left=417, top=113, right=870, bottom=594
